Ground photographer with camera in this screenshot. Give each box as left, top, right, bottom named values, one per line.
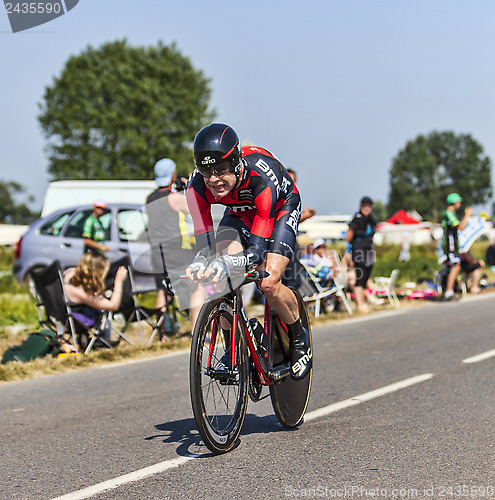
left=146, top=158, right=203, bottom=336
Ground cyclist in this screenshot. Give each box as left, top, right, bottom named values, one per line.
left=185, top=123, right=312, bottom=380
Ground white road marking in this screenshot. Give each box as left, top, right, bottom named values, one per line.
left=51, top=373, right=434, bottom=499
left=462, top=349, right=495, bottom=364
left=305, top=373, right=434, bottom=422
left=51, top=456, right=196, bottom=500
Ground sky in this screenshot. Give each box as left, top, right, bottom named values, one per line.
left=1, top=0, right=495, bottom=217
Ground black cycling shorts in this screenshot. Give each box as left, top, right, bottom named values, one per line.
left=216, top=204, right=299, bottom=261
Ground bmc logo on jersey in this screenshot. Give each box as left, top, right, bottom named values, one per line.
left=5, top=0, right=79, bottom=33
left=238, top=189, right=253, bottom=202
left=201, top=156, right=216, bottom=165
left=286, top=202, right=301, bottom=234
left=255, top=159, right=280, bottom=197
left=231, top=204, right=255, bottom=213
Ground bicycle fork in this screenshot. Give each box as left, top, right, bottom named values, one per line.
left=205, top=298, right=239, bottom=385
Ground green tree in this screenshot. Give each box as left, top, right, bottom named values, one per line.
left=0, top=180, right=38, bottom=224
left=38, top=40, right=214, bottom=180
left=388, top=131, right=492, bottom=221
left=371, top=200, right=387, bottom=222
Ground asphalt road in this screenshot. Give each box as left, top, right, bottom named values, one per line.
left=2, top=295, right=495, bottom=500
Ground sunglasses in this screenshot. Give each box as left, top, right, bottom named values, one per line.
left=197, top=162, right=233, bottom=178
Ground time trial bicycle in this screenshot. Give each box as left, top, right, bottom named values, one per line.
left=189, top=271, right=312, bottom=454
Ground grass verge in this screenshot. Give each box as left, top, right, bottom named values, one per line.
left=0, top=330, right=192, bottom=383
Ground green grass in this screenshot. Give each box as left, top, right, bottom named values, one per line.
left=0, top=334, right=192, bottom=382
left=0, top=294, right=38, bottom=327
left=0, top=246, right=38, bottom=330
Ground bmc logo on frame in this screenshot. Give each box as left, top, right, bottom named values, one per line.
left=4, top=0, right=79, bottom=33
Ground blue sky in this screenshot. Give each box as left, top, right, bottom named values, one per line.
left=1, top=0, right=495, bottom=216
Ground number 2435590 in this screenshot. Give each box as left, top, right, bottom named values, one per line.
left=5, top=2, right=62, bottom=14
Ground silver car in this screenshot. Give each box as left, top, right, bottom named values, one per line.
left=13, top=203, right=156, bottom=289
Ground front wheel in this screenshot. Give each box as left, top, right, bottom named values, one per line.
left=189, top=297, right=249, bottom=454
left=269, top=288, right=312, bottom=428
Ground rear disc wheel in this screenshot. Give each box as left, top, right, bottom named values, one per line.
left=269, top=288, right=312, bottom=428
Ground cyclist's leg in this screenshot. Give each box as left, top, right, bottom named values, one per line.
left=260, top=253, right=299, bottom=324
left=216, top=209, right=250, bottom=256
left=260, top=253, right=312, bottom=380
left=214, top=215, right=249, bottom=370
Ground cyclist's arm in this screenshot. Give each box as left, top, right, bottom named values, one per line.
left=246, top=185, right=276, bottom=266
left=219, top=184, right=275, bottom=271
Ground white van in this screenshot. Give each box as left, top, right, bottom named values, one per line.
left=41, top=180, right=156, bottom=217
left=41, top=179, right=225, bottom=223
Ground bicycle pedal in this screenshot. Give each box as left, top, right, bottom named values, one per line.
left=268, top=363, right=291, bottom=383
left=206, top=367, right=239, bottom=385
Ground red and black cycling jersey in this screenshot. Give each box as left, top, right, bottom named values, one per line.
left=186, top=145, right=300, bottom=266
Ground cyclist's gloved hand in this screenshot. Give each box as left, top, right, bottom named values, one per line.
left=186, top=253, right=208, bottom=280
left=205, top=255, right=251, bottom=281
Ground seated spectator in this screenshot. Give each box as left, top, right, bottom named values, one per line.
left=297, top=234, right=314, bottom=257
left=460, top=251, right=485, bottom=294
left=301, top=238, right=335, bottom=286
left=64, top=252, right=128, bottom=346
left=486, top=236, right=495, bottom=270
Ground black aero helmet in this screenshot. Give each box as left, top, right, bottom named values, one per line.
left=193, top=123, right=241, bottom=175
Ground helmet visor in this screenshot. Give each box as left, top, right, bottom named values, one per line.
left=196, top=161, right=233, bottom=178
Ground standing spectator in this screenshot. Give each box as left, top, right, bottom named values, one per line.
left=442, top=193, right=472, bottom=301
left=146, top=158, right=203, bottom=333
left=283, top=168, right=316, bottom=289
left=345, top=196, right=377, bottom=313
left=398, top=233, right=411, bottom=262
left=83, top=200, right=109, bottom=255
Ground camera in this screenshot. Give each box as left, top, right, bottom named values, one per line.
left=173, top=177, right=187, bottom=192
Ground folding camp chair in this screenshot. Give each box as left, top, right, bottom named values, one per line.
left=106, top=256, right=178, bottom=345
left=373, top=269, right=401, bottom=307
left=299, top=260, right=353, bottom=317
left=29, top=260, right=114, bottom=354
